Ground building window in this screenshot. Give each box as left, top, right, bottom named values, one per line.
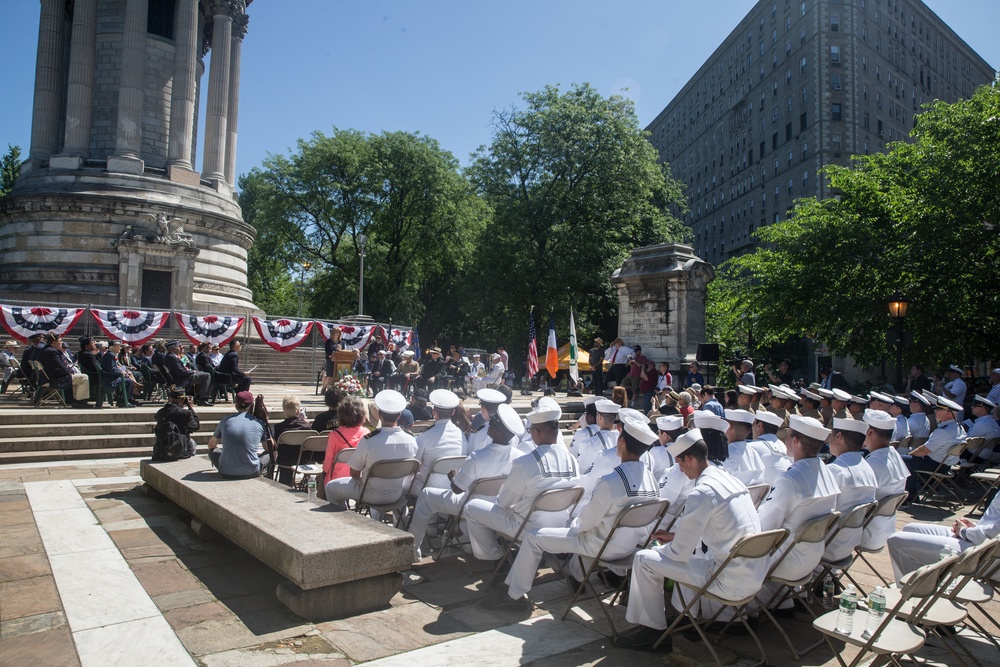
left=801, top=2, right=806, bottom=17
left=801, top=57, right=807, bottom=73
left=800, top=112, right=807, bottom=131
left=147, top=0, right=176, bottom=39
left=800, top=27, right=806, bottom=45
left=863, top=112, right=870, bottom=129
left=787, top=149, right=793, bottom=166
left=787, top=96, right=793, bottom=113
left=831, top=15, right=840, bottom=32
left=832, top=103, right=842, bottom=121
left=785, top=41, right=791, bottom=57
left=803, top=171, right=809, bottom=189
left=802, top=85, right=807, bottom=102
left=786, top=70, right=792, bottom=86
left=832, top=134, right=842, bottom=151
left=788, top=178, right=794, bottom=194
left=832, top=74, right=842, bottom=90
left=773, top=81, right=779, bottom=97
left=785, top=123, right=792, bottom=141
left=830, top=45, right=841, bottom=65
left=802, top=142, right=808, bottom=159
left=772, top=132, right=778, bottom=149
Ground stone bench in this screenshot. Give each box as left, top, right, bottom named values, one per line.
left=139, top=456, right=415, bottom=621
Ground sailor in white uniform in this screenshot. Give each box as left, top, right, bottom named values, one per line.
left=643, top=415, right=682, bottom=481
left=325, top=390, right=419, bottom=514
left=412, top=389, right=467, bottom=493
left=889, top=396, right=911, bottom=442
left=617, top=429, right=764, bottom=652
left=568, top=395, right=601, bottom=458
left=823, top=417, right=877, bottom=561
left=748, top=410, right=792, bottom=486
left=757, top=415, right=839, bottom=611
left=906, top=391, right=932, bottom=440
left=465, top=388, right=510, bottom=455
left=575, top=399, right=620, bottom=475
left=514, top=396, right=566, bottom=454
left=463, top=403, right=580, bottom=564
left=722, top=409, right=767, bottom=486
left=887, top=489, right=1000, bottom=581
left=408, top=404, right=522, bottom=559
left=859, top=409, right=910, bottom=550
left=963, top=396, right=1000, bottom=461
left=901, top=395, right=967, bottom=503
left=482, top=415, right=659, bottom=612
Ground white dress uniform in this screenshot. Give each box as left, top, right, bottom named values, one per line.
left=325, top=426, right=419, bottom=506
left=464, top=422, right=490, bottom=455
left=944, top=377, right=967, bottom=419
left=757, top=457, right=839, bottom=602
left=965, top=415, right=1000, bottom=457
left=641, top=445, right=674, bottom=482
left=923, top=419, right=966, bottom=465
left=860, top=445, right=910, bottom=550
left=907, top=413, right=931, bottom=439
left=658, top=463, right=694, bottom=517
left=413, top=419, right=466, bottom=492
left=505, top=461, right=659, bottom=598
left=475, top=362, right=505, bottom=391
left=723, top=440, right=766, bottom=486
left=892, top=415, right=910, bottom=442
left=463, top=444, right=580, bottom=560
left=887, top=491, right=1000, bottom=581
left=408, top=441, right=519, bottom=558
left=626, top=466, right=763, bottom=629
left=569, top=423, right=599, bottom=458
left=579, top=446, right=622, bottom=499
left=747, top=434, right=792, bottom=486
left=823, top=452, right=878, bottom=561
left=575, top=429, right=618, bottom=476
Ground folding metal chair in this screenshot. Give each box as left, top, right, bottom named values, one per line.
left=333, top=446, right=356, bottom=465
left=746, top=483, right=770, bottom=509
left=845, top=492, right=909, bottom=593
left=914, top=441, right=969, bottom=507
left=958, top=436, right=987, bottom=466
left=816, top=501, right=879, bottom=594
left=652, top=528, right=789, bottom=667
left=293, top=435, right=328, bottom=490
left=897, top=435, right=913, bottom=452
left=559, top=498, right=670, bottom=640
left=484, top=486, right=585, bottom=588
left=403, top=455, right=468, bottom=528
left=272, top=430, right=320, bottom=482
left=30, top=360, right=67, bottom=407
left=433, top=475, right=507, bottom=567
left=812, top=553, right=959, bottom=667
left=968, top=467, right=1000, bottom=516
left=941, top=537, right=1000, bottom=656
left=907, top=436, right=929, bottom=451
left=754, top=511, right=842, bottom=660
left=356, top=458, right=421, bottom=527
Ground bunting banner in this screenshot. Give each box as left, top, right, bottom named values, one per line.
left=315, top=321, right=339, bottom=341
left=0, top=305, right=86, bottom=343
left=251, top=316, right=314, bottom=352
left=337, top=324, right=376, bottom=351
left=411, top=328, right=421, bottom=359
left=90, top=309, right=170, bottom=345
left=174, top=313, right=245, bottom=346
left=380, top=326, right=413, bottom=349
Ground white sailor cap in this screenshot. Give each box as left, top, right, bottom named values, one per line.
left=849, top=394, right=869, bottom=405
left=948, top=364, right=964, bottom=374
left=788, top=414, right=831, bottom=441
left=817, top=388, right=835, bottom=399
left=492, top=403, right=525, bottom=437
left=893, top=395, right=909, bottom=407
left=832, top=417, right=868, bottom=435
left=374, top=389, right=407, bottom=414
left=831, top=388, right=852, bottom=402
left=667, top=428, right=702, bottom=458
left=974, top=395, right=997, bottom=409
left=595, top=399, right=621, bottom=415
left=526, top=406, right=562, bottom=424
left=692, top=412, right=728, bottom=432
left=935, top=395, right=963, bottom=413
left=909, top=391, right=931, bottom=406
left=622, top=419, right=658, bottom=446
left=737, top=385, right=757, bottom=395
left=767, top=383, right=784, bottom=394
left=656, top=415, right=685, bottom=432
left=724, top=408, right=755, bottom=425
left=778, top=388, right=801, bottom=402
left=863, top=409, right=896, bottom=431
left=619, top=408, right=649, bottom=426
left=801, top=389, right=822, bottom=401
left=921, top=389, right=939, bottom=403
left=403, top=350, right=415, bottom=357
left=429, top=389, right=461, bottom=410
left=754, top=410, right=784, bottom=427
left=476, top=388, right=506, bottom=405
left=582, top=395, right=601, bottom=407
left=869, top=391, right=894, bottom=404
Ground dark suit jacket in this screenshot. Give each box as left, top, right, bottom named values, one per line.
left=218, top=350, right=246, bottom=381
left=163, top=353, right=194, bottom=386
left=78, top=350, right=102, bottom=376
left=99, top=349, right=126, bottom=389
left=38, top=345, right=72, bottom=387
left=195, top=351, right=214, bottom=373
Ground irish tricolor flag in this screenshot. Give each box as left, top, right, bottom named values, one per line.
left=545, top=315, right=558, bottom=379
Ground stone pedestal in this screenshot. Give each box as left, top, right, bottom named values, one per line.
left=612, top=243, right=714, bottom=368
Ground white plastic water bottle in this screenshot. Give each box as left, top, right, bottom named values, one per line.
left=822, top=574, right=836, bottom=609
left=307, top=476, right=317, bottom=501
left=863, top=586, right=886, bottom=639
left=836, top=584, right=858, bottom=634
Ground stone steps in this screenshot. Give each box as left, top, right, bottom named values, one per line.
left=0, top=419, right=224, bottom=440
left=0, top=431, right=214, bottom=454
left=0, top=444, right=213, bottom=465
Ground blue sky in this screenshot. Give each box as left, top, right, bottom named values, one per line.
left=1, top=1, right=997, bottom=181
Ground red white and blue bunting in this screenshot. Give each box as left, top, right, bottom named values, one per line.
left=337, top=325, right=376, bottom=351
left=0, top=305, right=86, bottom=343
left=90, top=309, right=170, bottom=345
left=252, top=316, right=313, bottom=353
left=381, top=326, right=413, bottom=349
left=175, top=313, right=245, bottom=346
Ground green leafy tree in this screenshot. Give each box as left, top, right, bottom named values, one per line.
left=0, top=145, right=22, bottom=197
left=708, top=83, right=1000, bottom=370
left=238, top=170, right=301, bottom=316
left=467, top=83, right=688, bottom=348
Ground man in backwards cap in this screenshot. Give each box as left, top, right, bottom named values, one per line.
left=483, top=411, right=659, bottom=613
left=900, top=395, right=967, bottom=504
left=325, top=390, right=418, bottom=519
left=859, top=409, right=909, bottom=551
left=463, top=401, right=579, bottom=571
left=408, top=404, right=523, bottom=559
left=618, top=428, right=764, bottom=652
left=411, top=389, right=466, bottom=493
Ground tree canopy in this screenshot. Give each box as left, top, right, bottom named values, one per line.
left=0, top=145, right=22, bottom=197
left=708, top=82, right=1000, bottom=370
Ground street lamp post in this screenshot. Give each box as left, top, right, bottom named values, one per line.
left=887, top=291, right=909, bottom=391
left=298, top=261, right=312, bottom=317
left=357, top=234, right=368, bottom=316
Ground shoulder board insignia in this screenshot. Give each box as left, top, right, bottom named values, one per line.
left=365, top=428, right=382, bottom=439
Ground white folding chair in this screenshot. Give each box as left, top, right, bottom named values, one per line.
left=969, top=467, right=1000, bottom=515
left=815, top=501, right=879, bottom=594
left=949, top=537, right=1000, bottom=650
left=356, top=458, right=421, bottom=527
left=844, top=492, right=908, bottom=593
left=403, top=455, right=468, bottom=528
left=433, top=475, right=508, bottom=567
left=914, top=441, right=969, bottom=507
left=292, top=435, right=328, bottom=490
left=272, top=429, right=319, bottom=482
left=746, top=483, right=770, bottom=509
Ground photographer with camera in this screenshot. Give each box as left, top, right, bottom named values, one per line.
left=153, top=387, right=200, bottom=460
left=732, top=358, right=756, bottom=387
left=764, top=358, right=793, bottom=386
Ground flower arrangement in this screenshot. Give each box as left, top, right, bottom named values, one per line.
left=335, top=373, right=364, bottom=397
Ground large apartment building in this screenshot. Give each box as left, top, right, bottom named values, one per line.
left=646, top=0, right=995, bottom=265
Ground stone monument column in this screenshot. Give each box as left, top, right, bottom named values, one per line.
left=51, top=0, right=97, bottom=170
left=108, top=0, right=148, bottom=174
left=224, top=13, right=248, bottom=185
left=166, top=0, right=201, bottom=184
left=202, top=1, right=235, bottom=185
left=27, top=0, right=67, bottom=165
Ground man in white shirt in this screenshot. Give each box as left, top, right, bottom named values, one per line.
left=463, top=403, right=580, bottom=565
left=569, top=396, right=601, bottom=458
left=901, top=395, right=967, bottom=504
left=482, top=414, right=659, bottom=612
left=408, top=404, right=522, bottom=559
left=575, top=399, right=620, bottom=475
left=412, top=389, right=466, bottom=493
left=824, top=418, right=877, bottom=561
left=747, top=410, right=792, bottom=486
left=860, top=409, right=910, bottom=550
left=889, top=396, right=911, bottom=442
left=962, top=396, right=1000, bottom=461
left=722, top=409, right=766, bottom=486
left=907, top=391, right=932, bottom=440
left=617, top=429, right=764, bottom=652
left=936, top=365, right=967, bottom=421
left=605, top=338, right=633, bottom=388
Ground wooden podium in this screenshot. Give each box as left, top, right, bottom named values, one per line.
left=332, top=350, right=356, bottom=378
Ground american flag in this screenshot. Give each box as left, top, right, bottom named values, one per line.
left=526, top=309, right=539, bottom=378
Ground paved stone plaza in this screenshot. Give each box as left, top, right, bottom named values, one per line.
left=0, top=387, right=997, bottom=666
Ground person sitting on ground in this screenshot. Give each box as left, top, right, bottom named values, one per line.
left=208, top=391, right=270, bottom=478
left=321, top=396, right=369, bottom=486
left=154, top=387, right=200, bottom=459
left=218, top=339, right=251, bottom=393
left=311, top=388, right=343, bottom=432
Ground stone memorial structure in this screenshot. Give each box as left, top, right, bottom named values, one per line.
left=611, top=243, right=714, bottom=368
left=0, top=0, right=257, bottom=311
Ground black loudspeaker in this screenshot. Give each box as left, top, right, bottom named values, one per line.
left=697, top=344, right=720, bottom=362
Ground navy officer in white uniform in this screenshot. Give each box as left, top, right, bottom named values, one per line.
left=412, top=389, right=466, bottom=493
left=722, top=409, right=766, bottom=486
left=859, top=409, right=910, bottom=551
left=900, top=395, right=967, bottom=504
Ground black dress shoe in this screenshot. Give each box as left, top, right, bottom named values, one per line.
left=614, top=625, right=672, bottom=652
